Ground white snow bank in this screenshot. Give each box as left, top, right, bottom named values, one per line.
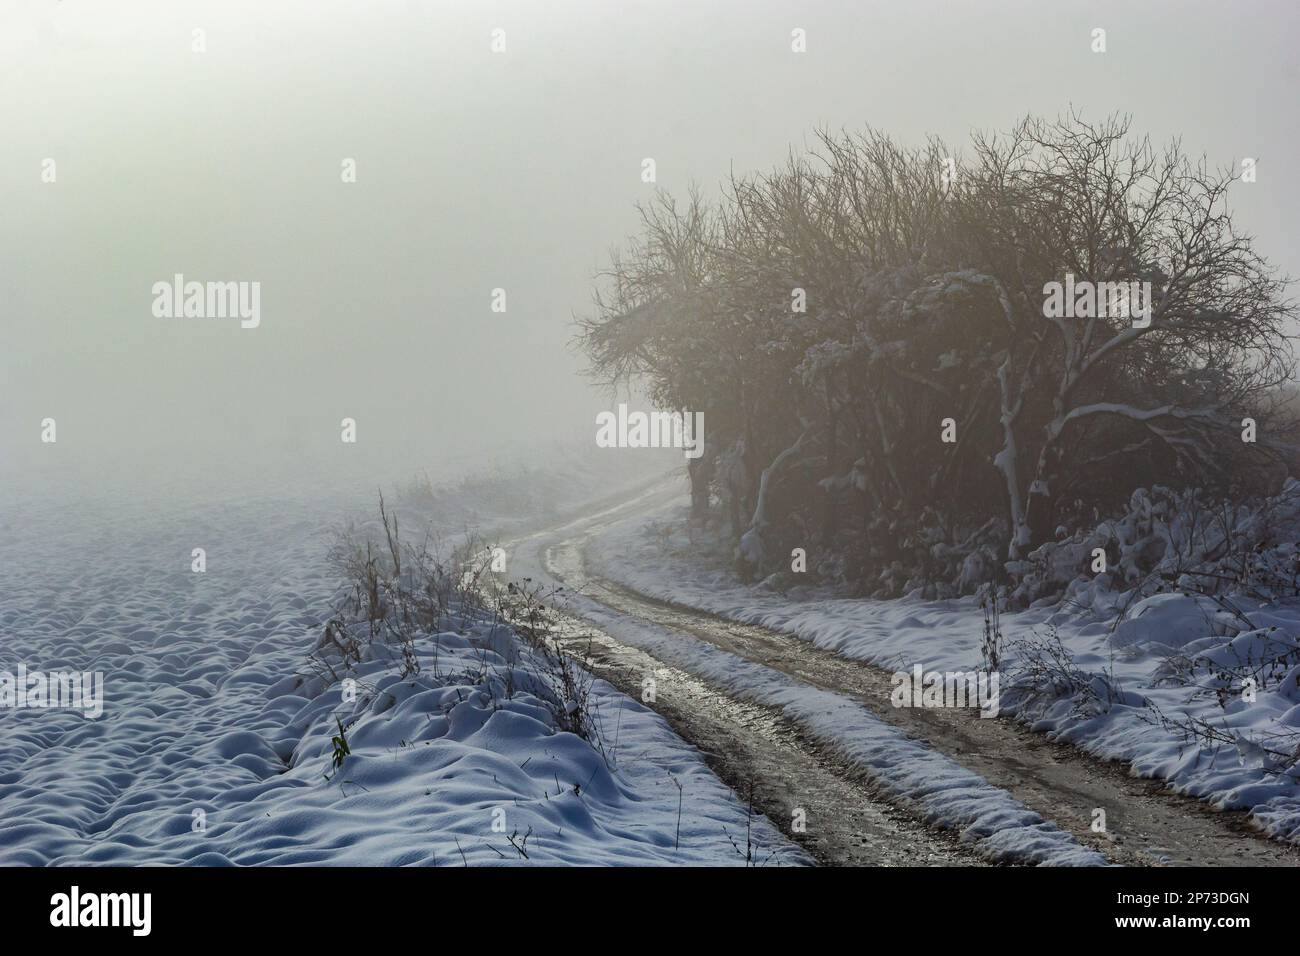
left=1110, top=593, right=1236, bottom=649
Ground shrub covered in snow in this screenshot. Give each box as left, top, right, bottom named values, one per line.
left=302, top=496, right=804, bottom=865
left=317, top=495, right=601, bottom=745
left=1007, top=479, right=1300, bottom=611
left=581, top=113, right=1297, bottom=598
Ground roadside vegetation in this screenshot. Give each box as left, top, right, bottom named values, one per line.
left=581, top=112, right=1298, bottom=602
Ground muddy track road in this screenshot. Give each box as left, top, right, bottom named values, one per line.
left=505, top=484, right=1300, bottom=867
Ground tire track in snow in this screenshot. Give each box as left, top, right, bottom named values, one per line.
left=547, top=609, right=981, bottom=865
left=506, top=495, right=1103, bottom=865
left=540, top=485, right=1300, bottom=867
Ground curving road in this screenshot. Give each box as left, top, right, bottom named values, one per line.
left=505, top=481, right=1300, bottom=868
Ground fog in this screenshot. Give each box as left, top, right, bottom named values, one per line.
left=3, top=0, right=1297, bottom=498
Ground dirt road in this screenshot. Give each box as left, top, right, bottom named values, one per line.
left=506, top=484, right=1300, bottom=867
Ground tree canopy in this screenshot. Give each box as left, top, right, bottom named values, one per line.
left=580, top=113, right=1298, bottom=599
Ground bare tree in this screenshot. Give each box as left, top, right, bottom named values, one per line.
left=580, top=113, right=1297, bottom=593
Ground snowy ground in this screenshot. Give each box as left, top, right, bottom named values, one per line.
left=534, top=584, right=1105, bottom=865
left=587, top=496, right=1300, bottom=846
left=0, top=476, right=802, bottom=866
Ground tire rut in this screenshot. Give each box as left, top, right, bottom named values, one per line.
left=545, top=610, right=984, bottom=866
left=543, top=519, right=1300, bottom=868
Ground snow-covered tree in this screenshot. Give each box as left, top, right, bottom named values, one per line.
left=582, top=114, right=1297, bottom=595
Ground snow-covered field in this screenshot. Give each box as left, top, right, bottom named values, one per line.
left=588, top=495, right=1300, bottom=845
left=0, top=477, right=800, bottom=866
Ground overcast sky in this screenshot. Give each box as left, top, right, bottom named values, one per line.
left=2, top=0, right=1297, bottom=495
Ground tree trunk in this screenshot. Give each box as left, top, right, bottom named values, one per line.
left=688, top=444, right=713, bottom=523
left=739, top=431, right=810, bottom=572
left=1024, top=430, right=1066, bottom=551
left=822, top=395, right=839, bottom=543
left=995, top=356, right=1030, bottom=558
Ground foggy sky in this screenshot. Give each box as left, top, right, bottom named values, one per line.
left=3, top=0, right=1297, bottom=496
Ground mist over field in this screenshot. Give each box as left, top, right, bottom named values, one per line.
left=4, top=0, right=1300, bottom=908
left=4, top=0, right=1298, bottom=499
